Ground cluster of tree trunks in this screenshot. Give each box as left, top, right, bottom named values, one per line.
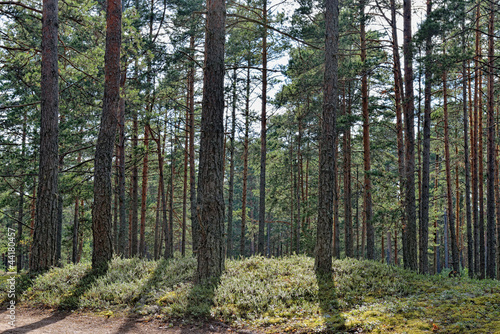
left=26, top=0, right=499, bottom=282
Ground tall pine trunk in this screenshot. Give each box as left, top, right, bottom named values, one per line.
left=315, top=0, right=339, bottom=274
left=140, top=124, right=150, bottom=257
left=117, top=89, right=127, bottom=256
left=182, top=100, right=189, bottom=257
left=30, top=0, right=60, bottom=274
left=462, top=16, right=473, bottom=278
left=485, top=2, right=496, bottom=279
left=419, top=0, right=432, bottom=275
left=343, top=82, right=353, bottom=257
left=166, top=132, right=175, bottom=259
left=479, top=68, right=485, bottom=279
left=442, top=67, right=459, bottom=273
left=91, top=0, right=121, bottom=272
left=390, top=0, right=406, bottom=267
left=360, top=0, right=373, bottom=260
left=473, top=2, right=480, bottom=276
left=240, top=64, right=251, bottom=257
left=403, top=0, right=417, bottom=271
left=258, top=0, right=267, bottom=256
left=188, top=34, right=198, bottom=256
left=130, top=110, right=139, bottom=257
left=196, top=0, right=226, bottom=281
left=226, top=68, right=237, bottom=258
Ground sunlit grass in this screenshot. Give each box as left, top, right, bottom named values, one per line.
left=2, top=255, right=499, bottom=333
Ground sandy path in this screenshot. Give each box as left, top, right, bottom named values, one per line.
left=0, top=308, right=250, bottom=334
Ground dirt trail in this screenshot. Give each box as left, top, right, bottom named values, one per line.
left=0, top=308, right=248, bottom=334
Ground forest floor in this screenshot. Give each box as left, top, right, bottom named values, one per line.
left=1, top=256, right=500, bottom=333
left=0, top=307, right=252, bottom=333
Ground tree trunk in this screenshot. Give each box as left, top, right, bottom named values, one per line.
left=289, top=135, right=294, bottom=256
left=196, top=0, right=226, bottom=281
left=485, top=2, right=496, bottom=279
left=77, top=200, right=84, bottom=263
left=182, top=105, right=188, bottom=257
left=343, top=82, right=353, bottom=257
left=403, top=0, right=417, bottom=271
left=226, top=68, right=237, bottom=258
left=130, top=108, right=139, bottom=257
left=462, top=18, right=473, bottom=278
left=166, top=133, right=175, bottom=259
left=433, top=153, right=440, bottom=273
left=91, top=0, right=122, bottom=271
left=442, top=67, right=460, bottom=273
left=334, top=137, right=340, bottom=259
left=154, top=178, right=161, bottom=259
left=419, top=0, right=432, bottom=274
left=258, top=0, right=267, bottom=256
left=140, top=124, right=150, bottom=257
left=496, top=141, right=500, bottom=279
left=473, top=2, right=480, bottom=276
left=117, top=91, right=127, bottom=256
left=241, top=63, right=251, bottom=258
left=360, top=0, right=374, bottom=261
left=188, top=33, right=198, bottom=256
left=315, top=0, right=339, bottom=274
left=479, top=67, right=485, bottom=279
left=30, top=0, right=60, bottom=274
left=390, top=0, right=406, bottom=268
left=17, top=113, right=27, bottom=270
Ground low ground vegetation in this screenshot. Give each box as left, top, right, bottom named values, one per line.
left=1, top=256, right=499, bottom=333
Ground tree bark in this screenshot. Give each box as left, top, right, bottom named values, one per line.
left=140, top=124, right=150, bottom=257
left=196, top=0, right=226, bottom=281
left=473, top=2, right=480, bottom=276
left=182, top=105, right=188, bottom=257
left=188, top=33, right=198, bottom=256
left=30, top=0, right=59, bottom=274
left=403, top=0, right=417, bottom=271
left=154, top=177, right=161, bottom=259
left=72, top=153, right=82, bottom=264
left=479, top=67, right=485, bottom=279
left=442, top=67, right=459, bottom=273
left=433, top=154, right=441, bottom=274
left=258, top=0, right=267, bottom=256
left=343, top=82, right=353, bottom=257
left=315, top=0, right=338, bottom=274
left=17, top=113, right=27, bottom=270
left=462, top=17, right=473, bottom=278
left=360, top=0, right=374, bottom=260
left=226, top=68, right=237, bottom=258
left=130, top=107, right=139, bottom=257
left=419, top=0, right=432, bottom=274
left=485, top=1, right=496, bottom=279
left=166, top=132, right=175, bottom=259
left=496, top=141, right=500, bottom=279
left=240, top=63, right=251, bottom=258
left=117, top=89, right=127, bottom=256
left=334, top=136, right=340, bottom=259
left=91, top=0, right=121, bottom=271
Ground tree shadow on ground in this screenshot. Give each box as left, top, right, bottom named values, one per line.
left=1, top=309, right=73, bottom=334
left=112, top=258, right=220, bottom=334
left=315, top=271, right=345, bottom=333
left=113, top=258, right=171, bottom=334
left=58, top=267, right=104, bottom=310
left=179, top=276, right=219, bottom=334
left=2, top=267, right=105, bottom=333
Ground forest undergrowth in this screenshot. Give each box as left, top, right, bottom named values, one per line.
left=1, top=255, right=499, bottom=333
